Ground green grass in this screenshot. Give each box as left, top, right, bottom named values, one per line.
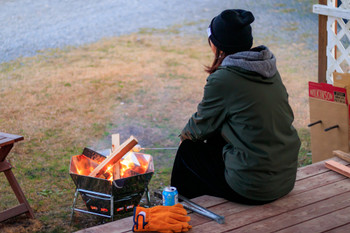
left=138, top=20, right=206, bottom=35
left=280, top=8, right=297, bottom=13
left=138, top=26, right=181, bottom=35
left=282, top=22, right=299, bottom=32
left=297, top=128, right=312, bottom=166
left=274, top=3, right=287, bottom=7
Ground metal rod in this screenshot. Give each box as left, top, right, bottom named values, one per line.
left=132, top=144, right=178, bottom=152
left=70, top=189, right=80, bottom=225
left=71, top=189, right=115, bottom=220
left=145, top=186, right=151, bottom=207
left=77, top=188, right=112, bottom=198
left=141, top=147, right=178, bottom=150
left=85, top=193, right=112, bottom=201
left=182, top=203, right=225, bottom=224
left=73, top=208, right=112, bottom=218
left=179, top=194, right=225, bottom=224
left=324, top=125, right=339, bottom=132
left=308, top=120, right=322, bottom=127
left=179, top=194, right=215, bottom=213
left=110, top=195, right=114, bottom=221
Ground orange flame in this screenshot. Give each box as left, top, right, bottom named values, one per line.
left=133, top=154, right=149, bottom=174
left=72, top=152, right=152, bottom=181
left=120, top=153, right=135, bottom=177
left=72, top=154, right=100, bottom=176
left=105, top=165, right=114, bottom=182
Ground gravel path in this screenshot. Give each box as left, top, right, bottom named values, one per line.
left=0, top=0, right=318, bottom=64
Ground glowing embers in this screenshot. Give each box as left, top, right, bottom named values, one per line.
left=120, top=152, right=154, bottom=178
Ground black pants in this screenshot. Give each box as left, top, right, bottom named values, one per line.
left=171, top=139, right=272, bottom=205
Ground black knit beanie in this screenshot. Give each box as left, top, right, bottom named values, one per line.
left=208, top=9, right=255, bottom=54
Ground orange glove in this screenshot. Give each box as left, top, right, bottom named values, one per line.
left=177, top=219, right=192, bottom=232
left=133, top=204, right=191, bottom=233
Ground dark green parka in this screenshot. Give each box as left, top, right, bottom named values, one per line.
left=181, top=46, right=301, bottom=201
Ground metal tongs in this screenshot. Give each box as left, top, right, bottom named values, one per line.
left=179, top=194, right=225, bottom=224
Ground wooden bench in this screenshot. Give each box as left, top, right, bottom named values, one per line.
left=76, top=157, right=350, bottom=232
left=0, top=132, right=35, bottom=222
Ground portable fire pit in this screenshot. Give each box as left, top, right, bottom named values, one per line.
left=69, top=146, right=154, bottom=220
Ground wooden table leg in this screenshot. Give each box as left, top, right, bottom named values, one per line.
left=0, top=144, right=13, bottom=162
left=0, top=161, right=35, bottom=222
left=0, top=133, right=34, bottom=222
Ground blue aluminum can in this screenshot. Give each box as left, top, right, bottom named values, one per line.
left=162, top=186, right=178, bottom=206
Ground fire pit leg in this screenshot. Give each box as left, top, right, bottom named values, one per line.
left=110, top=195, right=114, bottom=221
left=70, top=189, right=79, bottom=225
left=145, top=186, right=151, bottom=207
left=70, top=189, right=114, bottom=219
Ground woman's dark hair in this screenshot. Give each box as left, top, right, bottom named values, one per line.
left=205, top=49, right=226, bottom=74
left=205, top=39, right=232, bottom=74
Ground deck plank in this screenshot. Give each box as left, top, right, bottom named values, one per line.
left=296, top=157, right=349, bottom=181
left=189, top=195, right=227, bottom=207
left=275, top=206, right=350, bottom=233
left=326, top=223, right=350, bottom=233
left=191, top=160, right=350, bottom=230
left=229, top=192, right=350, bottom=232
left=190, top=179, right=350, bottom=232
left=189, top=201, right=253, bottom=227
left=291, top=167, right=347, bottom=195
left=190, top=168, right=350, bottom=232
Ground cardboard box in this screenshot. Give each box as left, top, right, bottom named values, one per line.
left=333, top=72, right=350, bottom=102
left=308, top=81, right=350, bottom=162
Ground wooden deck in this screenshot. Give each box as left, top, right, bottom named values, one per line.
left=76, top=157, right=350, bottom=233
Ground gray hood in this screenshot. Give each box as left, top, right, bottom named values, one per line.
left=221, top=45, right=277, bottom=78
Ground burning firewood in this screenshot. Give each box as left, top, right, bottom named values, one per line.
left=89, top=136, right=138, bottom=178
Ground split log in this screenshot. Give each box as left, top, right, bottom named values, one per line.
left=112, top=133, right=120, bottom=153
left=111, top=133, right=121, bottom=179
left=325, top=160, right=350, bottom=178
left=333, top=150, right=350, bottom=163
left=89, top=136, right=138, bottom=178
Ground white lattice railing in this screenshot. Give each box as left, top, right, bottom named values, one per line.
left=313, top=0, right=350, bottom=84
